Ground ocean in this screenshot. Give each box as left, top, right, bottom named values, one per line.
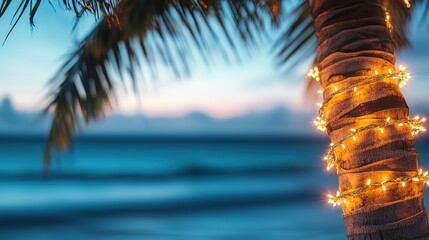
left=0, top=137, right=428, bottom=240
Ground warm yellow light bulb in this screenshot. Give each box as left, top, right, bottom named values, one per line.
left=367, top=179, right=371, bottom=185
left=308, top=67, right=320, bottom=82
left=382, top=185, right=386, bottom=191
left=385, top=10, right=392, bottom=31
left=404, top=0, right=411, bottom=8
left=314, top=117, right=327, bottom=132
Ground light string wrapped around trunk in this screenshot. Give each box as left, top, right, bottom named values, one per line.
left=323, top=116, right=426, bottom=171
left=309, top=65, right=425, bottom=171
left=309, top=65, right=428, bottom=207
left=328, top=169, right=429, bottom=207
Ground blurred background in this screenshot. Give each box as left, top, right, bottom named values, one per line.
left=0, top=4, right=429, bottom=240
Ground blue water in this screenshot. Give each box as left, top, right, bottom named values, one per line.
left=0, top=138, right=428, bottom=239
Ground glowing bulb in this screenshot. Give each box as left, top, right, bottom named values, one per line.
left=404, top=0, right=411, bottom=9
left=309, top=61, right=429, bottom=209
left=308, top=67, right=320, bottom=81
left=314, top=117, right=327, bottom=132
left=397, top=65, right=411, bottom=88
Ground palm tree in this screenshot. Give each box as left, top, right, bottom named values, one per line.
left=309, top=0, right=429, bottom=238
left=1, top=0, right=429, bottom=238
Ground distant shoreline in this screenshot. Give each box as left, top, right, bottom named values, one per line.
left=0, top=134, right=330, bottom=142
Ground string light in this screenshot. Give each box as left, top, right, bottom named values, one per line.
left=397, top=65, right=411, bottom=87
left=328, top=169, right=429, bottom=207
left=324, top=116, right=426, bottom=171
left=308, top=64, right=427, bottom=208
left=313, top=116, right=326, bottom=131
left=385, top=9, right=393, bottom=31
left=314, top=65, right=412, bottom=133
left=404, top=0, right=411, bottom=9
left=308, top=67, right=320, bottom=81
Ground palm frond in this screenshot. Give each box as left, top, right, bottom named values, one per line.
left=42, top=0, right=283, bottom=168
left=271, top=0, right=318, bottom=99
left=412, top=0, right=429, bottom=27
left=272, top=1, right=315, bottom=71
left=0, top=0, right=121, bottom=44
left=382, top=0, right=429, bottom=50
left=387, top=0, right=413, bottom=49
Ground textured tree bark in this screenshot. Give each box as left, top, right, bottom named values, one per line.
left=309, top=0, right=429, bottom=239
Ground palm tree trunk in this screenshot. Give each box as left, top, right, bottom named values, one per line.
left=309, top=0, right=429, bottom=239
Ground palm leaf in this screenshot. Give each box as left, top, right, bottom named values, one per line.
left=2, top=0, right=423, bottom=168
left=0, top=0, right=121, bottom=44
left=387, top=0, right=413, bottom=48
left=271, top=1, right=319, bottom=99
left=42, top=0, right=283, bottom=168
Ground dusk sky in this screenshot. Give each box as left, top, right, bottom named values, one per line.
left=0, top=4, right=428, bottom=120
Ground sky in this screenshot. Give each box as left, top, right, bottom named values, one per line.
left=0, top=3, right=428, bottom=131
